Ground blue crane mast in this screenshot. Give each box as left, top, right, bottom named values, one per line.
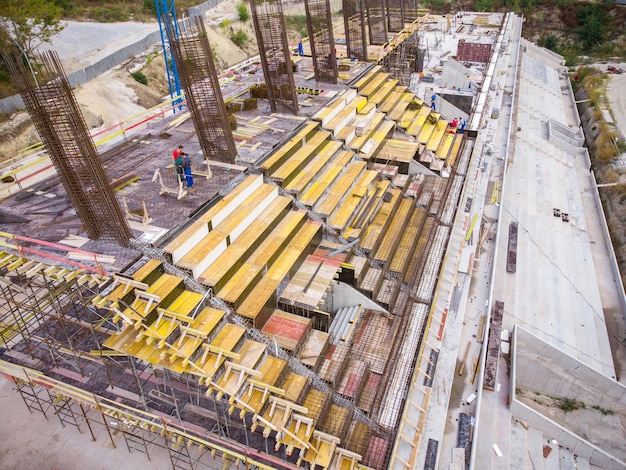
left=155, top=0, right=183, bottom=107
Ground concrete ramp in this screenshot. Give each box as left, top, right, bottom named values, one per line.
left=510, top=326, right=626, bottom=469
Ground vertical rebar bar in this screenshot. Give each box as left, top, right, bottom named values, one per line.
left=250, top=0, right=299, bottom=114
left=305, top=0, right=338, bottom=84
left=165, top=15, right=238, bottom=164
left=1, top=50, right=132, bottom=246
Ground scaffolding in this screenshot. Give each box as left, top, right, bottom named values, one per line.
left=250, top=0, right=299, bottom=115
left=304, top=0, right=338, bottom=84
left=166, top=15, right=237, bottom=164
left=365, top=0, right=388, bottom=45
left=2, top=50, right=132, bottom=247
left=342, top=0, right=368, bottom=61
left=379, top=31, right=419, bottom=86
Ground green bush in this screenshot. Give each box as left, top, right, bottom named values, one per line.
left=539, top=34, right=558, bottom=52
left=90, top=6, right=130, bottom=22
left=230, top=30, right=248, bottom=47
left=131, top=71, right=148, bottom=85
left=237, top=3, right=249, bottom=22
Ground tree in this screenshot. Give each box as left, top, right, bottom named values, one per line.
left=0, top=0, right=64, bottom=59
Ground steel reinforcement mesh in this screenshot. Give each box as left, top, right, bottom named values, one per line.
left=342, top=0, right=368, bottom=61
left=250, top=0, right=299, bottom=115
left=167, top=16, right=237, bottom=164
left=2, top=50, right=131, bottom=246
left=403, top=0, right=419, bottom=22
left=386, top=0, right=404, bottom=32
left=366, top=0, right=388, bottom=45
left=304, top=0, right=337, bottom=84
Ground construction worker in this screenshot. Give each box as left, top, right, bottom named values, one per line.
left=181, top=153, right=193, bottom=189
left=174, top=153, right=184, bottom=184
left=172, top=144, right=184, bottom=162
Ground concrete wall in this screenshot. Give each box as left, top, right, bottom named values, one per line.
left=510, top=327, right=626, bottom=469
left=0, top=0, right=225, bottom=114
left=331, top=281, right=387, bottom=313
left=509, top=400, right=626, bottom=469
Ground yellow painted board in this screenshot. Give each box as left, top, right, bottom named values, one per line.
left=198, top=196, right=292, bottom=288
left=178, top=185, right=276, bottom=270
left=217, top=211, right=306, bottom=305
left=406, top=106, right=431, bottom=136
left=446, top=134, right=464, bottom=167
left=315, top=161, right=367, bottom=217
left=435, top=132, right=456, bottom=160
left=271, top=131, right=330, bottom=181
left=237, top=223, right=321, bottom=322
left=164, top=174, right=263, bottom=257
left=426, top=120, right=449, bottom=152
left=284, top=140, right=343, bottom=195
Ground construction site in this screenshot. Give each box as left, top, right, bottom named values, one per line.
left=1, top=1, right=625, bottom=470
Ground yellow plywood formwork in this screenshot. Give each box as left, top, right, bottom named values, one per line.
left=303, top=431, right=340, bottom=469
left=165, top=175, right=264, bottom=263
left=178, top=184, right=278, bottom=278
left=359, top=120, right=395, bottom=159
left=197, top=196, right=292, bottom=290
left=210, top=340, right=267, bottom=399
left=314, top=161, right=367, bottom=218
left=345, top=180, right=391, bottom=241
left=359, top=72, right=390, bottom=98
left=328, top=170, right=378, bottom=231
left=351, top=65, right=383, bottom=93
left=368, top=79, right=399, bottom=106
left=299, top=151, right=354, bottom=208
left=312, top=89, right=358, bottom=128
left=406, top=106, right=431, bottom=136
left=196, top=323, right=246, bottom=383
left=217, top=210, right=307, bottom=307
left=271, top=130, right=331, bottom=185
left=260, top=122, right=320, bottom=175
left=376, top=139, right=420, bottom=164
left=378, top=87, right=408, bottom=114
left=347, top=113, right=385, bottom=152
left=389, top=207, right=427, bottom=274
left=360, top=188, right=402, bottom=252
left=231, top=356, right=288, bottom=418
left=435, top=132, right=456, bottom=160
left=236, top=222, right=322, bottom=328
left=446, top=133, right=464, bottom=167
left=373, top=197, right=414, bottom=265
left=416, top=113, right=440, bottom=144
left=426, top=120, right=449, bottom=152
left=169, top=307, right=225, bottom=364
left=398, top=108, right=417, bottom=129
left=117, top=274, right=183, bottom=325
left=138, top=290, right=204, bottom=345
left=387, top=92, right=415, bottom=122
left=284, top=140, right=343, bottom=197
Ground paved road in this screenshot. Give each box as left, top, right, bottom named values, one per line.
left=606, top=63, right=626, bottom=140
left=40, top=20, right=159, bottom=72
